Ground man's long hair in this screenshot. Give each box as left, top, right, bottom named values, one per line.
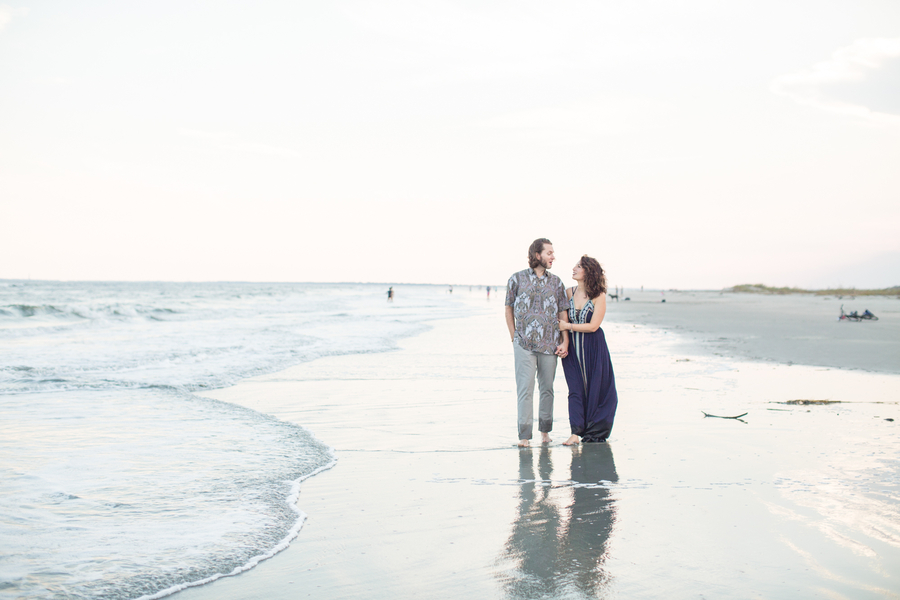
left=528, top=238, right=552, bottom=269
left=580, top=255, right=607, bottom=298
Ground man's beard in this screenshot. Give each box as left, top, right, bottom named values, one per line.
left=540, top=258, right=552, bottom=269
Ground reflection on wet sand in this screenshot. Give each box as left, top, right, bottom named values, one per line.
left=498, top=444, right=618, bottom=599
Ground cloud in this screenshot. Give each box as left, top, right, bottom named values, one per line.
left=31, top=77, right=72, bottom=85
left=178, top=129, right=302, bottom=159
left=178, top=128, right=237, bottom=142
left=478, top=96, right=673, bottom=142
left=0, top=4, right=27, bottom=30
left=771, top=38, right=900, bottom=124
left=222, top=141, right=303, bottom=160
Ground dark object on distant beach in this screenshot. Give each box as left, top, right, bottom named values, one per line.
left=624, top=297, right=630, bottom=301
left=887, top=418, right=895, bottom=422
left=700, top=410, right=747, bottom=421
left=661, top=299, right=666, bottom=303
left=839, top=305, right=878, bottom=321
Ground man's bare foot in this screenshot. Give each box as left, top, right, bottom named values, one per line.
left=517, top=439, right=531, bottom=447
left=563, top=434, right=580, bottom=446
left=541, top=432, right=552, bottom=444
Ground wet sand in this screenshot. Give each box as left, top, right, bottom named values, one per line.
left=607, top=290, right=900, bottom=373
left=176, top=300, right=900, bottom=599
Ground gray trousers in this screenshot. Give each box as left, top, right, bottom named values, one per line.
left=514, top=342, right=558, bottom=440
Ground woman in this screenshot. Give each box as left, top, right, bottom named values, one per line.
left=558, top=255, right=618, bottom=445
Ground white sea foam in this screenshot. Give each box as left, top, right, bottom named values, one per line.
left=0, top=282, right=471, bottom=394
left=0, top=281, right=484, bottom=600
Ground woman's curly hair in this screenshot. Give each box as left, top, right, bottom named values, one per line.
left=579, top=255, right=607, bottom=299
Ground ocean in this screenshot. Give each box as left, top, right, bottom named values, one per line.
left=0, top=281, right=481, bottom=600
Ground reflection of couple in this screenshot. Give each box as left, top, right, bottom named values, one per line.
left=504, top=238, right=618, bottom=447
left=499, top=444, right=618, bottom=598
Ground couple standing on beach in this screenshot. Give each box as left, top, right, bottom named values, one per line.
left=505, top=238, right=618, bottom=448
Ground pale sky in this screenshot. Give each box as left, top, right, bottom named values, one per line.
left=1, top=1, right=898, bottom=289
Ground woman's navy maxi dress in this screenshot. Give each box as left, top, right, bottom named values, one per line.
left=561, top=294, right=618, bottom=442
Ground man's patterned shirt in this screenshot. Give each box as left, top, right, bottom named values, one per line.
left=505, top=268, right=570, bottom=355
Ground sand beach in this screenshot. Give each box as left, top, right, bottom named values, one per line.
left=174, top=293, right=900, bottom=600
left=5, top=2, right=900, bottom=597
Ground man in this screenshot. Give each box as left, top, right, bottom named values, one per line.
left=505, top=238, right=570, bottom=447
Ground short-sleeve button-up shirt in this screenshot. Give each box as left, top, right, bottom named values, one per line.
left=505, top=268, right=571, bottom=354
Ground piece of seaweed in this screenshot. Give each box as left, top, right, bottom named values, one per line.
left=701, top=411, right=748, bottom=419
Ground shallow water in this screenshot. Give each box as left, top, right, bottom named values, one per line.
left=0, top=388, right=333, bottom=599
left=6, top=282, right=898, bottom=599
left=0, top=281, right=481, bottom=600
left=172, top=304, right=900, bottom=599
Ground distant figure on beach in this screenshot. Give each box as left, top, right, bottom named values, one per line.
left=449, top=285, right=453, bottom=294
left=505, top=238, right=571, bottom=447
left=558, top=255, right=618, bottom=445
left=386, top=287, right=393, bottom=302
left=486, top=285, right=491, bottom=299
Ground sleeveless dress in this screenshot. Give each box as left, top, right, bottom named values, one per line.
left=561, top=291, right=618, bottom=442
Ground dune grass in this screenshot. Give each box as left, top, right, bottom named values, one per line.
left=729, top=284, right=900, bottom=296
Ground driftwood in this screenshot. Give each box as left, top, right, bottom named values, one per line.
left=701, top=411, right=748, bottom=419
left=781, top=400, right=840, bottom=405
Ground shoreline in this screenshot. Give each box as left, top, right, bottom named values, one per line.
left=0, top=283, right=493, bottom=600
left=138, top=453, right=337, bottom=600
left=137, top=300, right=493, bottom=600
left=170, top=302, right=900, bottom=599
left=141, top=302, right=499, bottom=600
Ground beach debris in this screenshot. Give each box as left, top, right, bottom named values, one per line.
left=772, top=400, right=898, bottom=407
left=701, top=411, right=748, bottom=419
left=780, top=399, right=841, bottom=405
left=887, top=418, right=895, bottom=422
left=839, top=305, right=879, bottom=321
